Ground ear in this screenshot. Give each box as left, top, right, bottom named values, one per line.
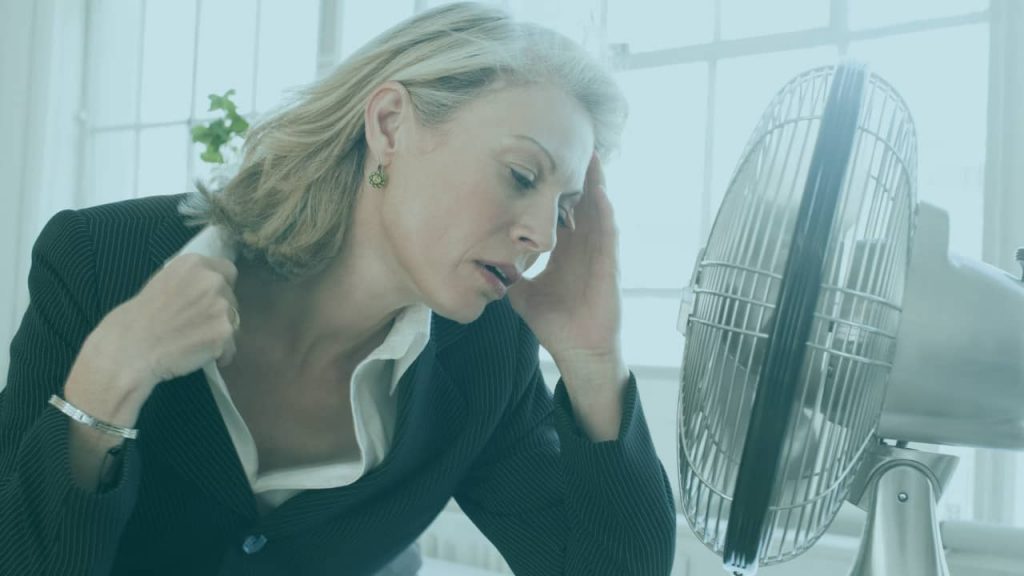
left=364, top=81, right=411, bottom=165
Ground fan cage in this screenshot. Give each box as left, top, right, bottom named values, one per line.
left=677, top=64, right=918, bottom=566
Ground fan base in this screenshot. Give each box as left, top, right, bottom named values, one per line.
left=848, top=447, right=958, bottom=576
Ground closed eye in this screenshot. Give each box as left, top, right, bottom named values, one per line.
left=510, top=168, right=535, bottom=190
left=510, top=168, right=572, bottom=229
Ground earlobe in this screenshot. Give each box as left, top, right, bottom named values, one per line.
left=368, top=162, right=388, bottom=189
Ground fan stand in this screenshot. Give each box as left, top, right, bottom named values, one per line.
left=846, top=439, right=960, bottom=576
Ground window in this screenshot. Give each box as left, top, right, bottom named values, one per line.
left=601, top=0, right=1003, bottom=527
left=82, top=0, right=320, bottom=206
left=606, top=0, right=990, bottom=369
left=80, top=0, right=1019, bottom=529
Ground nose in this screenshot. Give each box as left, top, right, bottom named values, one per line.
left=512, top=200, right=559, bottom=254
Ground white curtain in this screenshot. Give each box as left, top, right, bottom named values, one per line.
left=0, top=0, right=87, bottom=389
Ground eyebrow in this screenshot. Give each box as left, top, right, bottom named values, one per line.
left=510, top=134, right=583, bottom=199
left=512, top=134, right=557, bottom=173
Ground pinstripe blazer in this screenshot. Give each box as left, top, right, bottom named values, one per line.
left=0, top=194, right=676, bottom=576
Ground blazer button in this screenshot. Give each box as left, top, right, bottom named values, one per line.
left=242, top=534, right=267, bottom=554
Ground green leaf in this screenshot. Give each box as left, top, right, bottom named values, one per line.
left=230, top=115, right=249, bottom=134
left=209, top=89, right=237, bottom=114
left=190, top=125, right=209, bottom=143
left=201, top=148, right=224, bottom=164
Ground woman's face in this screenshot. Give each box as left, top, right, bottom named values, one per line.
left=379, top=83, right=596, bottom=323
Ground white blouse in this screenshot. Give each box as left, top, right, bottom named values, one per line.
left=170, top=226, right=432, bottom=511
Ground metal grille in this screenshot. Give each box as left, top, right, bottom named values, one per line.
left=677, top=64, right=917, bottom=567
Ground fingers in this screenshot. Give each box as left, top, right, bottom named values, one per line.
left=591, top=180, right=619, bottom=242
left=585, top=152, right=606, bottom=193
left=215, top=283, right=240, bottom=366
left=203, top=256, right=238, bottom=287
left=217, top=334, right=238, bottom=368
left=218, top=284, right=240, bottom=328
left=568, top=154, right=614, bottom=239
left=194, top=256, right=241, bottom=331
left=192, top=256, right=241, bottom=364
left=575, top=153, right=607, bottom=219
left=205, top=259, right=241, bottom=362
left=164, top=254, right=237, bottom=292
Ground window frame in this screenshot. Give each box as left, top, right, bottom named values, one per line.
left=79, top=0, right=297, bottom=207
left=529, top=0, right=1018, bottom=526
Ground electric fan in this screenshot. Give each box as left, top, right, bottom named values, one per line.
left=676, top=61, right=1024, bottom=576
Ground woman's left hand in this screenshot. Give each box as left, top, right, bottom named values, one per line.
left=507, top=153, right=624, bottom=373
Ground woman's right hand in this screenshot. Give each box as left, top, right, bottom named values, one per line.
left=74, top=254, right=241, bottom=413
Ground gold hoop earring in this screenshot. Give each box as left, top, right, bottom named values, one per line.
left=368, top=163, right=387, bottom=189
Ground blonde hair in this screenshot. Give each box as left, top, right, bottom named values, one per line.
left=180, top=2, right=628, bottom=279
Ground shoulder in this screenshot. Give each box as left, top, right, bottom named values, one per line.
left=70, top=193, right=194, bottom=248
left=433, top=297, right=540, bottom=403
left=33, top=193, right=201, bottom=313
left=434, top=297, right=533, bottom=361
left=40, top=193, right=194, bottom=253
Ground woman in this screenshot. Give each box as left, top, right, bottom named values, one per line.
left=0, top=3, right=676, bottom=575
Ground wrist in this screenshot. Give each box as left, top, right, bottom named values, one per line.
left=552, top=349, right=628, bottom=386
left=69, top=336, right=152, bottom=426
left=63, top=372, right=144, bottom=430
left=552, top=354, right=630, bottom=443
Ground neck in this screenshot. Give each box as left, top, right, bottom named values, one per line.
left=233, top=251, right=415, bottom=381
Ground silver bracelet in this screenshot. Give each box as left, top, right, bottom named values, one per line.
left=48, top=394, right=139, bottom=440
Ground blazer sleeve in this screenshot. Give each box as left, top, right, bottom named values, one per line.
left=454, top=316, right=677, bottom=575
left=0, top=209, right=143, bottom=576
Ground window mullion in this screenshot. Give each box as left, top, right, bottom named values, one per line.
left=701, top=0, right=721, bottom=240
left=316, top=0, right=343, bottom=77
left=250, top=0, right=263, bottom=112
left=77, top=0, right=95, bottom=208
left=701, top=59, right=716, bottom=241
left=831, top=0, right=849, bottom=55
left=186, top=0, right=203, bottom=185
left=132, top=0, right=147, bottom=199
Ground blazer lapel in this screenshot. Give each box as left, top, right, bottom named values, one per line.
left=140, top=200, right=472, bottom=534
left=376, top=339, right=468, bottom=481
left=138, top=371, right=260, bottom=521
left=382, top=313, right=470, bottom=479
left=139, top=206, right=259, bottom=521
left=261, top=332, right=469, bottom=537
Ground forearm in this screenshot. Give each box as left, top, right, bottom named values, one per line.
left=0, top=207, right=142, bottom=572
left=0, top=408, right=142, bottom=575
left=550, top=374, right=677, bottom=574
left=0, top=386, right=142, bottom=575
left=63, top=342, right=147, bottom=494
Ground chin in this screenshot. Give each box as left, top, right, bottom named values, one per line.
left=428, top=291, right=491, bottom=325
